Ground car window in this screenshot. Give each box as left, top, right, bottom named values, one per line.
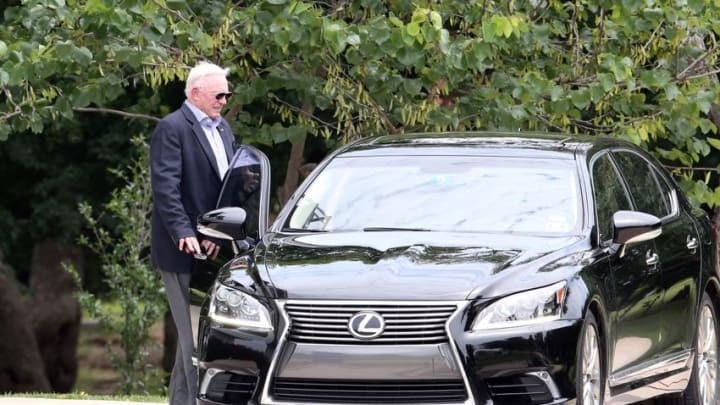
left=651, top=165, right=675, bottom=215
left=591, top=154, right=632, bottom=242
left=216, top=146, right=264, bottom=240
left=612, top=151, right=670, bottom=218
left=285, top=155, right=581, bottom=234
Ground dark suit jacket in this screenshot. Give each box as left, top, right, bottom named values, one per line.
left=150, top=103, right=236, bottom=273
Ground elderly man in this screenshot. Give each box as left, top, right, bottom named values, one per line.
left=150, top=61, right=235, bottom=404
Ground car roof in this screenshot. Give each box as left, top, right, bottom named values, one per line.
left=338, top=131, right=625, bottom=159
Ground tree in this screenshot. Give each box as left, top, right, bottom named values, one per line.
left=1, top=0, right=719, bottom=392
left=1, top=0, right=718, bottom=204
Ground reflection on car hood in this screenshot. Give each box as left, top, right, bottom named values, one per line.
left=261, top=231, right=585, bottom=300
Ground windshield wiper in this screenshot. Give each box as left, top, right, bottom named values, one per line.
left=363, top=227, right=431, bottom=232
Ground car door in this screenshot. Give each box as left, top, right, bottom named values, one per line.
left=189, top=144, right=272, bottom=349
left=590, top=153, right=665, bottom=378
left=612, top=150, right=700, bottom=358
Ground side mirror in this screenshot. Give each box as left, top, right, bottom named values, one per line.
left=197, top=207, right=247, bottom=240
left=613, top=210, right=662, bottom=246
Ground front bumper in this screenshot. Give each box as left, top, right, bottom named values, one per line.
left=196, top=300, right=582, bottom=405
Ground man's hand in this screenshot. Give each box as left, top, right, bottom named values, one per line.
left=200, top=239, right=221, bottom=260
left=179, top=237, right=220, bottom=260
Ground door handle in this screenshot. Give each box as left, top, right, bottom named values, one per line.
left=646, top=251, right=659, bottom=267
left=687, top=236, right=698, bottom=253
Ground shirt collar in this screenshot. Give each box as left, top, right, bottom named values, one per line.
left=185, top=100, right=221, bottom=130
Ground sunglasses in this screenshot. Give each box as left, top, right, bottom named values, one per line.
left=214, top=92, right=232, bottom=101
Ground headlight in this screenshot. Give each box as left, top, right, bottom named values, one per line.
left=209, top=283, right=273, bottom=330
left=471, top=281, right=567, bottom=330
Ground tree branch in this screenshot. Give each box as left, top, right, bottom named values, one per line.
left=677, top=44, right=718, bottom=80
left=73, top=107, right=161, bottom=122
left=268, top=95, right=339, bottom=131
left=0, top=109, right=21, bottom=122
left=684, top=68, right=720, bottom=81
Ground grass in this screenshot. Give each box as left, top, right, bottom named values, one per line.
left=1, top=392, right=166, bottom=402
left=74, top=318, right=167, bottom=397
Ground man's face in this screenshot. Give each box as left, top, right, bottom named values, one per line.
left=189, top=74, right=230, bottom=119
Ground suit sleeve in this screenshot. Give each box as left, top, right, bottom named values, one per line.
left=150, top=119, right=195, bottom=244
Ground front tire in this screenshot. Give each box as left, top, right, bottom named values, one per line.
left=577, top=311, right=604, bottom=405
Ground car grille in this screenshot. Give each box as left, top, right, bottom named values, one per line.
left=272, top=378, right=468, bottom=403
left=486, top=375, right=554, bottom=405
left=205, top=372, right=257, bottom=403
left=284, top=302, right=456, bottom=344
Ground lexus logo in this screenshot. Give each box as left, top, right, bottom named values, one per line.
left=348, top=311, right=385, bottom=340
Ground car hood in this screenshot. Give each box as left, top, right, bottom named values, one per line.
left=259, top=231, right=586, bottom=300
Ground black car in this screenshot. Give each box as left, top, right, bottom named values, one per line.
left=190, top=132, right=719, bottom=405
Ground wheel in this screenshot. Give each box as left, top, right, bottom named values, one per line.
left=577, top=311, right=604, bottom=405
left=655, top=292, right=718, bottom=405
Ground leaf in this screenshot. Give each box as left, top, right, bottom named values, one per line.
left=0, top=41, right=7, bottom=59
left=482, top=20, right=496, bottom=42
left=72, top=46, right=93, bottom=66
left=664, top=84, right=680, bottom=101
left=429, top=11, right=442, bottom=29
left=0, top=68, right=8, bottom=87
left=347, top=34, right=361, bottom=46
left=697, top=91, right=713, bottom=114
left=323, top=21, right=348, bottom=54
left=570, top=89, right=590, bottom=110
left=550, top=85, right=564, bottom=101
left=287, top=125, right=306, bottom=143
left=410, top=10, right=426, bottom=24
left=705, top=138, right=720, bottom=150
left=406, top=22, right=420, bottom=37
left=273, top=29, right=290, bottom=48
left=269, top=123, right=286, bottom=143
left=494, top=16, right=513, bottom=38
left=389, top=16, right=403, bottom=27
left=687, top=0, right=705, bottom=13
left=0, top=124, right=9, bottom=141
left=642, top=8, right=664, bottom=23
left=397, top=47, right=424, bottom=67
left=639, top=69, right=671, bottom=90
left=402, top=79, right=422, bottom=95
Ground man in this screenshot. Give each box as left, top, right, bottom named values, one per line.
left=150, top=61, right=235, bottom=405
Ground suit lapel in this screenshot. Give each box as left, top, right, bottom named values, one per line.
left=181, top=104, right=222, bottom=179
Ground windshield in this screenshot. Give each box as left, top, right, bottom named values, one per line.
left=285, top=155, right=580, bottom=234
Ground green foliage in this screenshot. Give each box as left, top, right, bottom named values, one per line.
left=2, top=0, right=718, bottom=205
left=65, top=135, right=165, bottom=395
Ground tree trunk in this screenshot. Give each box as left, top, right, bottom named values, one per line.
left=277, top=135, right=307, bottom=207
left=29, top=240, right=82, bottom=393
left=276, top=100, right=314, bottom=207
left=0, top=273, right=51, bottom=393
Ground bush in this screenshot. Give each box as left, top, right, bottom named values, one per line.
left=66, top=135, right=165, bottom=395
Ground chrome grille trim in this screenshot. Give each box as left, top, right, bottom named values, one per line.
left=285, top=301, right=457, bottom=344
left=259, top=300, right=476, bottom=405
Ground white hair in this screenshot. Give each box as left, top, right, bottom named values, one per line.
left=184, top=61, right=230, bottom=98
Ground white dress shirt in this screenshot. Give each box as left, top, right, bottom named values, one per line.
left=185, top=101, right=229, bottom=179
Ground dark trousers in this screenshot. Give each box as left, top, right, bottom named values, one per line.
left=161, top=271, right=197, bottom=405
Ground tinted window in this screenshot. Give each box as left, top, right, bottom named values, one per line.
left=612, top=151, right=670, bottom=218
left=591, top=154, right=632, bottom=241
left=217, top=147, right=262, bottom=239
left=285, top=155, right=580, bottom=234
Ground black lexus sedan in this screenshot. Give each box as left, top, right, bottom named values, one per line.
left=190, top=132, right=719, bottom=405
